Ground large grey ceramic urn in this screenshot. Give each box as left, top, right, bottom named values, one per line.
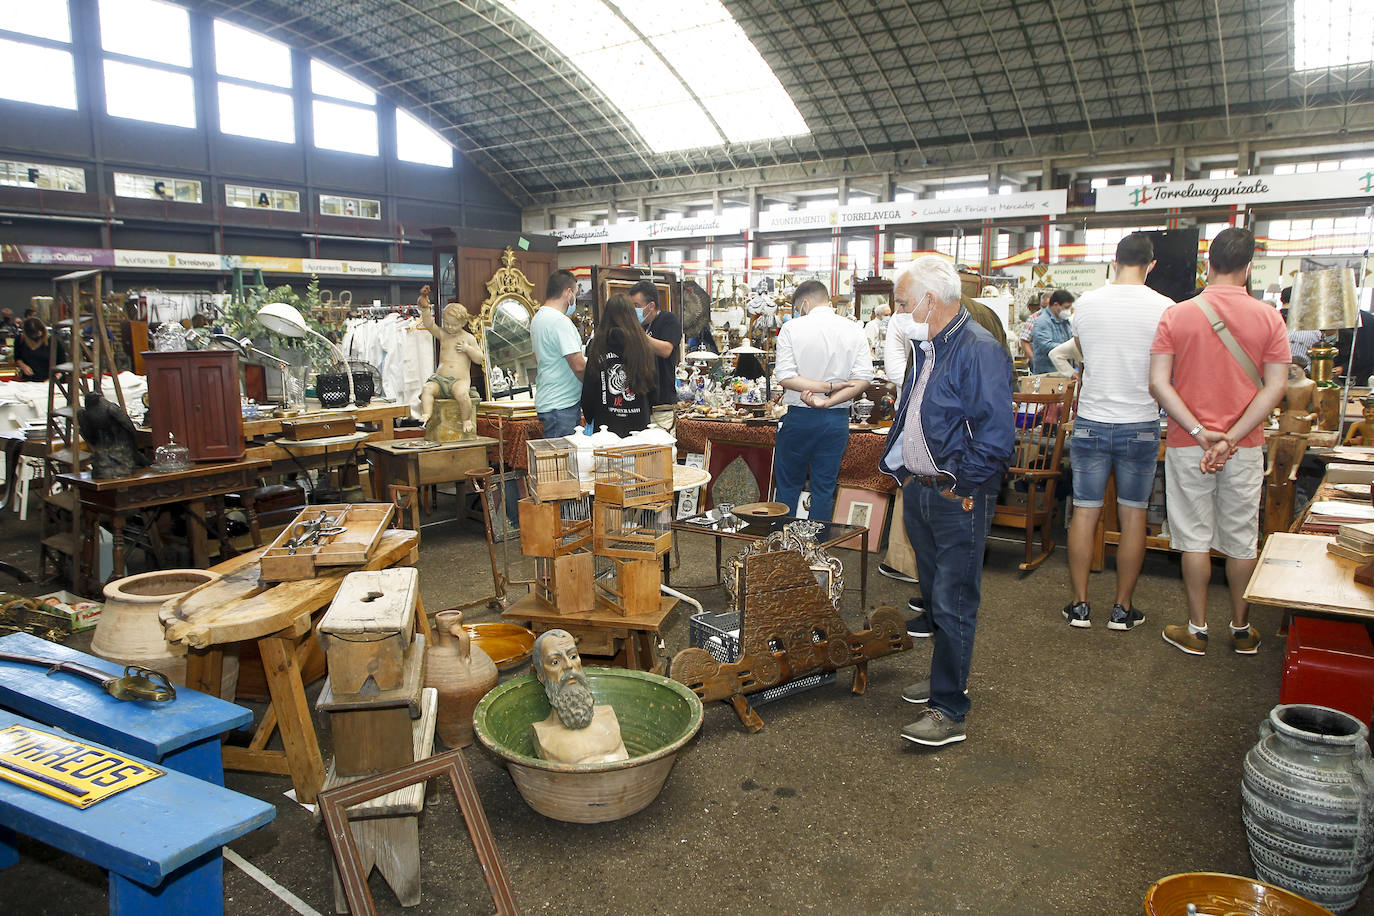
left=1241, top=704, right=1374, bottom=912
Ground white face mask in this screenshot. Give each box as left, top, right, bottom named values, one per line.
left=890, top=311, right=929, bottom=342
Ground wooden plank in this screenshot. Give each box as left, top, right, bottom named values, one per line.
left=1244, top=532, right=1374, bottom=618
left=0, top=710, right=273, bottom=887
left=161, top=530, right=419, bottom=648
left=258, top=634, right=326, bottom=803
left=0, top=633, right=250, bottom=760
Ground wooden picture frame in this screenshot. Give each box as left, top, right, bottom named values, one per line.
left=318, top=748, right=520, bottom=916
left=702, top=437, right=774, bottom=510
left=834, top=487, right=891, bottom=551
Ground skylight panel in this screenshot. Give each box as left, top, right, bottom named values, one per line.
left=215, top=19, right=292, bottom=88
left=99, top=0, right=191, bottom=68
left=0, top=38, right=76, bottom=109
left=396, top=108, right=453, bottom=167
left=311, top=60, right=375, bottom=105
left=219, top=82, right=294, bottom=143
left=0, top=0, right=71, bottom=42
left=104, top=59, right=195, bottom=127
left=1293, top=0, right=1374, bottom=70
left=497, top=0, right=806, bottom=153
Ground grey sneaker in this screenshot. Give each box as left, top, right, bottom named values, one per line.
left=901, top=708, right=966, bottom=746
left=879, top=562, right=917, bottom=583
left=901, top=680, right=968, bottom=705
left=1107, top=604, right=1145, bottom=631
left=1062, top=601, right=1091, bottom=628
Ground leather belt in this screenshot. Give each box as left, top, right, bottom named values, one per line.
left=912, top=475, right=941, bottom=487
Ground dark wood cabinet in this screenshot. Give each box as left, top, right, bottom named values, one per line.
left=144, top=350, right=245, bottom=462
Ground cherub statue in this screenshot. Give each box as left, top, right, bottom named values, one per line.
left=1344, top=395, right=1374, bottom=446
left=1278, top=363, right=1319, bottom=436
left=529, top=630, right=628, bottom=766
left=77, top=391, right=147, bottom=478
left=416, top=284, right=485, bottom=436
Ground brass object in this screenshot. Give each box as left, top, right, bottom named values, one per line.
left=475, top=248, right=537, bottom=348
left=105, top=665, right=176, bottom=702
left=1308, top=344, right=1339, bottom=387
left=1290, top=267, right=1359, bottom=334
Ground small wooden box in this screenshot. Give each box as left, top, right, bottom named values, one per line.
left=533, top=553, right=595, bottom=613
left=526, top=437, right=581, bottom=502
left=518, top=498, right=592, bottom=557
left=260, top=503, right=395, bottom=582
left=594, top=444, right=673, bottom=507
left=594, top=557, right=660, bottom=617
left=281, top=414, right=356, bottom=440
left=318, top=636, right=425, bottom=777
left=318, top=568, right=418, bottom=694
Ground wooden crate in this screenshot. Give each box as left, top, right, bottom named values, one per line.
left=260, top=503, right=395, bottom=582
left=518, top=497, right=592, bottom=557
left=593, top=500, right=673, bottom=559
left=593, top=557, right=661, bottom=617
left=533, top=553, right=595, bottom=614
left=317, top=638, right=424, bottom=777
left=526, top=437, right=581, bottom=502
left=594, top=444, right=673, bottom=507
left=318, top=568, right=419, bottom=695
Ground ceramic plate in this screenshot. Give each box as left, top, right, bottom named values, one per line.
left=732, top=501, right=789, bottom=517
left=461, top=622, right=535, bottom=671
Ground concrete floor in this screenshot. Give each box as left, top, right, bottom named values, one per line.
left=0, top=501, right=1369, bottom=916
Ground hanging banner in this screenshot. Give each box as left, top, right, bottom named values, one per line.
left=1031, top=262, right=1110, bottom=294
left=553, top=212, right=749, bottom=247
left=1095, top=169, right=1374, bottom=212
left=759, top=190, right=1069, bottom=232
left=0, top=245, right=113, bottom=267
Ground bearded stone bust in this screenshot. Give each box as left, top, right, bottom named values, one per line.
left=529, top=630, right=628, bottom=765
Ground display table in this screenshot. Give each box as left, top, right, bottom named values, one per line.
left=501, top=592, right=676, bottom=673
left=474, top=416, right=543, bottom=470
left=58, top=458, right=271, bottom=597
left=1243, top=532, right=1374, bottom=621
left=674, top=417, right=894, bottom=494
left=160, top=529, right=423, bottom=803
left=364, top=436, right=499, bottom=501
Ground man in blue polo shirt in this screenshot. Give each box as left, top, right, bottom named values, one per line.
left=530, top=270, right=586, bottom=438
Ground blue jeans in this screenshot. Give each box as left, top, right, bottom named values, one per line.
left=537, top=404, right=582, bottom=439
left=904, top=479, right=996, bottom=721
left=1070, top=417, right=1160, bottom=509
left=773, top=407, right=850, bottom=523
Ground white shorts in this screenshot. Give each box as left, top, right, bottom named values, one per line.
left=1164, top=445, right=1264, bottom=559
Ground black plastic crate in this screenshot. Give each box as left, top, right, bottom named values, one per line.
left=688, top=610, right=836, bottom=706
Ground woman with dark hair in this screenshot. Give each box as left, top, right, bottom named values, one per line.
left=580, top=293, right=656, bottom=435
left=14, top=317, right=62, bottom=382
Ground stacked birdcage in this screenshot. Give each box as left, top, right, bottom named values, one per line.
left=518, top=435, right=593, bottom=613
left=592, top=444, right=673, bottom=616
left=526, top=437, right=582, bottom=501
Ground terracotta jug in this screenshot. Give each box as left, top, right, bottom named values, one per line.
left=425, top=610, right=498, bottom=748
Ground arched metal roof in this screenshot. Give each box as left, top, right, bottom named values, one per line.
left=187, top=0, right=1372, bottom=204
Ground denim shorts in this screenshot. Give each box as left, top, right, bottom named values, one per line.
left=1070, top=417, right=1161, bottom=509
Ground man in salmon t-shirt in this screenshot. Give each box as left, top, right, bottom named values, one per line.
left=1148, top=227, right=1289, bottom=657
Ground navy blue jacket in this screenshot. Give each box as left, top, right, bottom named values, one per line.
left=880, top=308, right=1015, bottom=497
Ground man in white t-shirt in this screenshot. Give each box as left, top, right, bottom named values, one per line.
left=1062, top=233, right=1174, bottom=631
left=530, top=270, right=586, bottom=438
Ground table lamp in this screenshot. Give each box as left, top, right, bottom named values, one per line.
left=1287, top=267, right=1359, bottom=431
left=256, top=302, right=354, bottom=406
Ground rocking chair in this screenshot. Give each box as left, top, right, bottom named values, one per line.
left=992, top=380, right=1076, bottom=571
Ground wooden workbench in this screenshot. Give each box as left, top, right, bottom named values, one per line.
left=160, top=528, right=423, bottom=803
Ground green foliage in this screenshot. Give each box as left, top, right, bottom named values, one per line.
left=218, top=277, right=337, bottom=367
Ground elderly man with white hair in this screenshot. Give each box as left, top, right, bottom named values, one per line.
left=864, top=303, right=890, bottom=356
left=880, top=256, right=1014, bottom=747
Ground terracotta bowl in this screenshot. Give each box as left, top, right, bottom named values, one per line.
left=473, top=668, right=703, bottom=823
left=1144, top=872, right=1336, bottom=915
left=459, top=622, right=535, bottom=671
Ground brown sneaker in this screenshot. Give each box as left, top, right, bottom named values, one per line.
left=1162, top=624, right=1207, bottom=656
left=1231, top=625, right=1261, bottom=655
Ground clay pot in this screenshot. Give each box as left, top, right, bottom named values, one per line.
left=1242, top=704, right=1374, bottom=912
left=1144, top=872, right=1336, bottom=915
left=93, top=569, right=219, bottom=684
left=425, top=610, right=498, bottom=749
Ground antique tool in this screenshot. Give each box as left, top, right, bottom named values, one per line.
left=285, top=511, right=345, bottom=555
left=0, top=651, right=176, bottom=702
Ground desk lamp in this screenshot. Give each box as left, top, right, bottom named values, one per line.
left=1287, top=267, right=1359, bottom=431
left=256, top=302, right=354, bottom=406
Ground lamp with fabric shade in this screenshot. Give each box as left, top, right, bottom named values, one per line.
left=1287, top=267, right=1360, bottom=431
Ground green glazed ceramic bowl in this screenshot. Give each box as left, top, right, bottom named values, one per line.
left=473, top=667, right=703, bottom=823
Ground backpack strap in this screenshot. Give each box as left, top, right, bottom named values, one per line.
left=1194, top=292, right=1262, bottom=388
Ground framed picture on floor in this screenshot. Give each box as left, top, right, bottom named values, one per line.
left=834, top=487, right=890, bottom=551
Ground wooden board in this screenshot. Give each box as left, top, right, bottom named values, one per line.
left=321, top=688, right=437, bottom=819
left=1244, top=532, right=1374, bottom=619
left=161, top=529, right=420, bottom=649
left=261, top=504, right=395, bottom=583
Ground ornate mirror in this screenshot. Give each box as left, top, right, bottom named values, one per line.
left=477, top=249, right=538, bottom=399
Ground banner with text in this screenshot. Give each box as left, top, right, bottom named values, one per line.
left=553, top=212, right=749, bottom=247
left=1095, top=169, right=1374, bottom=212
left=759, top=189, right=1068, bottom=232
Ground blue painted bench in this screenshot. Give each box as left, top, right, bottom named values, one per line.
left=0, top=632, right=251, bottom=785
left=0, top=709, right=275, bottom=916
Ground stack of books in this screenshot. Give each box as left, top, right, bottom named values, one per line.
left=1328, top=522, right=1374, bottom=562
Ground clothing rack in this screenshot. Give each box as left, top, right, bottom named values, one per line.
left=351, top=305, right=420, bottom=319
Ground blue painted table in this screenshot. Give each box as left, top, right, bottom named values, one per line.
left=0, top=633, right=252, bottom=785
left=0, top=709, right=275, bottom=916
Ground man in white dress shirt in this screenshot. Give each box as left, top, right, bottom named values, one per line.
left=772, top=281, right=874, bottom=522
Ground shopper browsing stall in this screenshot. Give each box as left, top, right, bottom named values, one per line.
left=629, top=280, right=681, bottom=434
left=1148, top=227, right=1289, bottom=656
left=1061, top=232, right=1175, bottom=631
left=580, top=293, right=655, bottom=437
left=880, top=257, right=1013, bottom=747
left=14, top=317, right=62, bottom=383
left=530, top=270, right=586, bottom=438
left=1029, top=289, right=1074, bottom=374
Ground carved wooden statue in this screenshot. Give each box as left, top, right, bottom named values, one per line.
left=670, top=525, right=910, bottom=732
left=1278, top=363, right=1319, bottom=436
left=1343, top=396, right=1374, bottom=446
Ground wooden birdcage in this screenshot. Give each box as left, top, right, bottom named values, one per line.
left=517, top=495, right=592, bottom=557
left=593, top=499, right=672, bottom=559
left=533, top=553, right=595, bottom=613
left=593, top=444, right=673, bottom=507
left=593, top=555, right=661, bottom=617
left=526, top=437, right=581, bottom=502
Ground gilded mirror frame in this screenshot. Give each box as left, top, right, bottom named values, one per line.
left=477, top=248, right=538, bottom=399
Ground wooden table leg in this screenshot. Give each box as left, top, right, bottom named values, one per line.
left=860, top=537, right=868, bottom=610
left=185, top=646, right=225, bottom=698
left=258, top=633, right=325, bottom=804
left=186, top=498, right=210, bottom=569
left=109, top=513, right=126, bottom=584
left=212, top=495, right=233, bottom=559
